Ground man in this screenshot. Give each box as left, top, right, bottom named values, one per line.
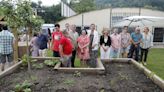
left=87, top=24, right=99, bottom=68
left=51, top=24, right=63, bottom=57
left=128, top=27, right=142, bottom=61
left=59, top=30, right=73, bottom=67
left=0, top=25, right=14, bottom=71
left=110, top=28, right=121, bottom=58
left=69, top=24, right=79, bottom=67
left=38, top=31, right=48, bottom=57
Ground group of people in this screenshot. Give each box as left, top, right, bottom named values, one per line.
left=30, top=23, right=153, bottom=67
left=101, top=26, right=153, bottom=65
left=0, top=23, right=153, bottom=71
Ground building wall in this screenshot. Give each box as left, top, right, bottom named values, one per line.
left=58, top=8, right=164, bottom=34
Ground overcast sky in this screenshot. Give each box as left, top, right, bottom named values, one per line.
left=32, top=0, right=61, bottom=6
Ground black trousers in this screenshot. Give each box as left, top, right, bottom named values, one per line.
left=128, top=44, right=140, bottom=61
left=71, top=50, right=76, bottom=67
left=140, top=48, right=149, bottom=62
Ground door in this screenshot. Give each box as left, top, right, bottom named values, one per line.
left=153, top=28, right=164, bottom=42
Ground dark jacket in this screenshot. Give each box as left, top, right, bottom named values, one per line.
left=38, top=34, right=48, bottom=50
left=100, top=35, right=111, bottom=46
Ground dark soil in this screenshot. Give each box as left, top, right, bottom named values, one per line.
left=0, top=61, right=163, bottom=92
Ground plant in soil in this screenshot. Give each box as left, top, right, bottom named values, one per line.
left=21, top=55, right=32, bottom=67
left=63, top=79, right=75, bottom=86
left=118, top=72, right=129, bottom=80
left=32, top=63, right=44, bottom=69
left=12, top=80, right=32, bottom=92
left=74, top=71, right=81, bottom=77
left=44, top=60, right=59, bottom=67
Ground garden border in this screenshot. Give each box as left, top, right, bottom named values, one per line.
left=0, top=61, right=22, bottom=79
left=54, top=59, right=105, bottom=74
left=102, top=58, right=164, bottom=90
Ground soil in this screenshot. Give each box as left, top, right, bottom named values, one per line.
left=0, top=61, right=163, bottom=92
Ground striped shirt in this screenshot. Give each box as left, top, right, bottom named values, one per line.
left=141, top=33, right=153, bottom=49
left=0, top=30, right=14, bottom=54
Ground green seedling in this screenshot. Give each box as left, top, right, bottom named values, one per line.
left=74, top=71, right=81, bottom=77
left=44, top=60, right=59, bottom=67
left=21, top=55, right=32, bottom=66
left=32, top=63, right=44, bottom=69
left=63, top=79, right=75, bottom=86
left=13, top=80, right=32, bottom=92
left=118, top=72, right=129, bottom=80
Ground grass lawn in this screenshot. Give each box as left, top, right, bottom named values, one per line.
left=146, top=48, right=164, bottom=79
left=47, top=48, right=164, bottom=79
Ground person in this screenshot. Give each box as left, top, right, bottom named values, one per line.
left=77, top=30, right=90, bottom=67
left=65, top=23, right=71, bottom=32
left=59, top=30, right=73, bottom=67
left=87, top=24, right=99, bottom=68
left=51, top=24, right=63, bottom=57
left=0, top=25, right=15, bottom=71
left=140, top=27, right=153, bottom=65
left=47, top=28, right=52, bottom=49
left=21, top=31, right=29, bottom=42
left=128, top=27, right=142, bottom=61
left=30, top=33, right=39, bottom=57
left=100, top=28, right=111, bottom=60
left=120, top=26, right=131, bottom=58
left=69, top=24, right=79, bottom=67
left=110, top=28, right=121, bottom=58
left=38, top=31, right=48, bottom=57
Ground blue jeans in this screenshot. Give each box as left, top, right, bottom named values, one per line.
left=128, top=44, right=140, bottom=61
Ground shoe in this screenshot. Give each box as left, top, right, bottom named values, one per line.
left=144, top=62, right=147, bottom=65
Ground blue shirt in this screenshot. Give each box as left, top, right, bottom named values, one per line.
left=131, top=32, right=142, bottom=43
left=0, top=30, right=14, bottom=54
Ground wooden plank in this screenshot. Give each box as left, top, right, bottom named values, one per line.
left=54, top=60, right=105, bottom=74
left=131, top=59, right=164, bottom=90
left=31, top=57, right=60, bottom=60
left=102, top=58, right=131, bottom=63
left=0, top=61, right=22, bottom=79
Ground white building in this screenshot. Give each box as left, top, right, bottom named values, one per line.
left=58, top=8, right=164, bottom=43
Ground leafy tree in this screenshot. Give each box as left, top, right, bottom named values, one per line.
left=1, top=0, right=44, bottom=72
left=70, top=0, right=96, bottom=13
left=95, top=0, right=164, bottom=11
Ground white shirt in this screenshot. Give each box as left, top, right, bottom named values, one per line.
left=141, top=33, right=153, bottom=49
left=87, top=30, right=99, bottom=50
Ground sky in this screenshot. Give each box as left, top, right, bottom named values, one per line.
left=32, top=0, right=61, bottom=6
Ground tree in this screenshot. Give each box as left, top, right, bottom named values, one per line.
left=1, top=0, right=44, bottom=72
left=70, top=0, right=96, bottom=13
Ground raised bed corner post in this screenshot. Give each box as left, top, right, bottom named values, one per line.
left=12, top=27, right=18, bottom=63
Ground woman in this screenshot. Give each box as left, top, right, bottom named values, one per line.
left=77, top=30, right=90, bottom=67
left=100, top=29, right=111, bottom=60
left=120, top=26, right=131, bottom=58
left=30, top=33, right=39, bottom=57
left=140, top=27, right=153, bottom=65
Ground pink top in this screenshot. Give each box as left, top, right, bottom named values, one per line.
left=77, top=35, right=90, bottom=60
left=110, top=34, right=121, bottom=49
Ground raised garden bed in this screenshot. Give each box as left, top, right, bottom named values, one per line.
left=0, top=58, right=163, bottom=92
left=54, top=59, right=105, bottom=74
